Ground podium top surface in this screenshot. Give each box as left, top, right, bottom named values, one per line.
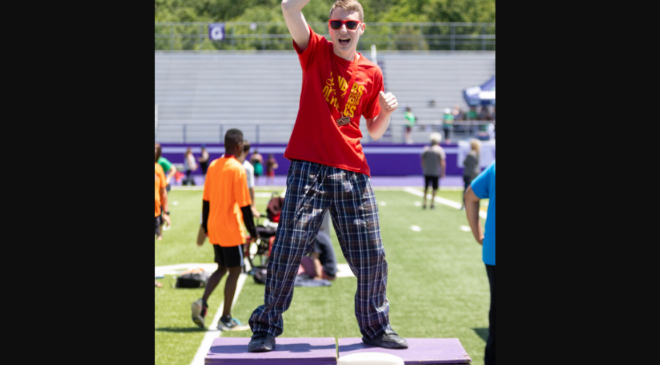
left=338, top=338, right=471, bottom=364
left=206, top=337, right=337, bottom=363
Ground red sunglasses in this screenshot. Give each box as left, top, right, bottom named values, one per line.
left=328, top=19, right=362, bottom=30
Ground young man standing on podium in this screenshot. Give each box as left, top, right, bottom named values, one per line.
left=247, top=0, right=407, bottom=353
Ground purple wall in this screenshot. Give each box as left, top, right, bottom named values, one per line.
left=160, top=143, right=465, bottom=176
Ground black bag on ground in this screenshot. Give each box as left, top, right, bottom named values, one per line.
left=176, top=269, right=210, bottom=288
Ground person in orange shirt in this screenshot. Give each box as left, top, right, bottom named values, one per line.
left=155, top=147, right=170, bottom=240
left=191, top=129, right=260, bottom=330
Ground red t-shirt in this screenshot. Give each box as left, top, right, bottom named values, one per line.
left=284, top=26, right=384, bottom=177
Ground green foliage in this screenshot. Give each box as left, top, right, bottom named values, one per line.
left=155, top=0, right=494, bottom=23
left=154, top=0, right=495, bottom=51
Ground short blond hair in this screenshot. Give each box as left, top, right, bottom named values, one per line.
left=329, top=0, right=364, bottom=22
left=470, top=138, right=482, bottom=152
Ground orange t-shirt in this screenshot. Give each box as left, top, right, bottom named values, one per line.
left=155, top=163, right=167, bottom=217
left=202, top=156, right=252, bottom=247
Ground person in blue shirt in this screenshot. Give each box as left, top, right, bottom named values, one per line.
left=464, top=161, right=495, bottom=365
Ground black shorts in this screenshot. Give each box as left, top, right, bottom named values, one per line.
left=154, top=216, right=161, bottom=236
left=424, top=175, right=439, bottom=190
left=213, top=244, right=245, bottom=268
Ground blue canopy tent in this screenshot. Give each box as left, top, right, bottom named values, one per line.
left=463, top=75, right=495, bottom=106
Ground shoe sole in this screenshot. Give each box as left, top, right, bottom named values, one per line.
left=362, top=337, right=408, bottom=349
left=191, top=302, right=205, bottom=328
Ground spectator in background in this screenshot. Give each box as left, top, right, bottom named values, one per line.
left=451, top=104, right=466, bottom=137
left=420, top=132, right=446, bottom=210
left=198, top=144, right=210, bottom=181
left=452, top=104, right=464, bottom=121
left=442, top=108, right=454, bottom=144
left=478, top=106, right=492, bottom=121
left=155, top=147, right=170, bottom=242
left=466, top=105, right=478, bottom=120
left=477, top=106, right=492, bottom=140
left=265, top=154, right=278, bottom=186
left=238, top=140, right=260, bottom=218
left=155, top=143, right=177, bottom=192
left=461, top=138, right=481, bottom=210
left=464, top=161, right=496, bottom=365
left=155, top=143, right=176, bottom=235
left=404, top=106, right=416, bottom=144
left=184, top=147, right=198, bottom=185
left=466, top=105, right=479, bottom=137
left=250, top=149, right=263, bottom=185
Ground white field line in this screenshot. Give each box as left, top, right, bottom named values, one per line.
left=155, top=263, right=218, bottom=277
left=190, top=273, right=248, bottom=365
left=403, top=187, right=487, bottom=219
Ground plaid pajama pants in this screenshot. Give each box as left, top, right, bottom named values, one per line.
left=248, top=160, right=391, bottom=339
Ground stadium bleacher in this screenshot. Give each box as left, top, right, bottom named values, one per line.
left=155, top=51, right=494, bottom=144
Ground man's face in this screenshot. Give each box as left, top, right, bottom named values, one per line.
left=328, top=8, right=365, bottom=56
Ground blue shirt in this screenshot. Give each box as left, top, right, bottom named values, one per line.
left=471, top=161, right=495, bottom=265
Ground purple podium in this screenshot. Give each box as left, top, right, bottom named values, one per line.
left=337, top=338, right=471, bottom=364
left=205, top=337, right=337, bottom=365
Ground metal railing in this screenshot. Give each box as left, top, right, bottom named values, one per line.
left=155, top=22, right=495, bottom=52
left=154, top=121, right=495, bottom=144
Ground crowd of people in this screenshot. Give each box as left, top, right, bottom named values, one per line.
left=404, top=104, right=495, bottom=144
left=166, top=145, right=279, bottom=187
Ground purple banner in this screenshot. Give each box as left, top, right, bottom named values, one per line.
left=159, top=143, right=466, bottom=176
left=208, top=23, right=225, bottom=40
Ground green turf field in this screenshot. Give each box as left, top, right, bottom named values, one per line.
left=156, top=187, right=490, bottom=365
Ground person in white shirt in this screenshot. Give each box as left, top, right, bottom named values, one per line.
left=238, top=141, right=260, bottom=218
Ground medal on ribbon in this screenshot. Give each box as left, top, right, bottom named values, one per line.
left=332, top=56, right=360, bottom=127
left=336, top=115, right=351, bottom=126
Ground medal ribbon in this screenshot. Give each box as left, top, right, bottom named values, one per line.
left=331, top=55, right=360, bottom=120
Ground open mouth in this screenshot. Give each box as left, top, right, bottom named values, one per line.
left=338, top=37, right=350, bottom=46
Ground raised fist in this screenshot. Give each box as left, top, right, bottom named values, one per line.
left=379, top=91, right=398, bottom=113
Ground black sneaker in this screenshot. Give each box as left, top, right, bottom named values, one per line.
left=362, top=329, right=408, bottom=349
left=248, top=332, right=276, bottom=352
left=191, top=299, right=208, bottom=328
left=218, top=315, right=244, bottom=331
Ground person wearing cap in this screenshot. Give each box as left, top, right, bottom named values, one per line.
left=442, top=108, right=454, bottom=143
left=420, top=132, right=446, bottom=209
